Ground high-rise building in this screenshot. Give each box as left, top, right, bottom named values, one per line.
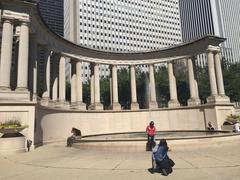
left=64, top=0, right=182, bottom=81
left=179, top=0, right=240, bottom=65
left=38, top=0, right=64, bottom=37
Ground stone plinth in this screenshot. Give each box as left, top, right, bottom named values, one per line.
left=70, top=102, right=86, bottom=110
left=131, top=102, right=139, bottom=110
left=168, top=100, right=180, bottom=108
left=207, top=95, right=230, bottom=104
left=89, top=102, right=103, bottom=110
left=0, top=90, right=30, bottom=102
left=54, top=100, right=70, bottom=108
left=40, top=97, right=50, bottom=106
left=149, top=101, right=158, bottom=109
left=112, top=102, right=122, bottom=110
left=187, top=98, right=201, bottom=106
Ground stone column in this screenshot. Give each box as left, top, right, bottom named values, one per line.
left=214, top=49, right=230, bottom=102
left=51, top=55, right=59, bottom=103
left=16, top=22, right=29, bottom=91
left=28, top=36, right=38, bottom=101
left=149, top=64, right=158, bottom=109
left=89, top=63, right=95, bottom=110
left=168, top=61, right=180, bottom=107
left=76, top=61, right=86, bottom=109
left=41, top=50, right=52, bottom=105
left=206, top=47, right=218, bottom=103
left=58, top=56, right=67, bottom=106
left=109, top=74, right=113, bottom=108
left=70, top=61, right=77, bottom=107
left=187, top=58, right=200, bottom=106
left=214, top=50, right=225, bottom=96
left=93, top=63, right=103, bottom=110
left=0, top=19, right=13, bottom=90
left=112, top=65, right=121, bottom=110
left=130, top=65, right=139, bottom=110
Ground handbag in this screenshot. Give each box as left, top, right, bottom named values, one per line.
left=168, top=157, right=175, bottom=167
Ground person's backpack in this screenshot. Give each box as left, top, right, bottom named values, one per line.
left=153, top=146, right=167, bottom=162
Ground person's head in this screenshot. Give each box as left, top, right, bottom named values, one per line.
left=159, top=139, right=168, bottom=147
left=208, top=122, right=212, bottom=127
left=150, top=121, right=154, bottom=126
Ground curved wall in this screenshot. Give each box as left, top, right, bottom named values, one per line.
left=35, top=106, right=208, bottom=144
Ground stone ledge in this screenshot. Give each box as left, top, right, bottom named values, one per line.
left=0, top=90, right=30, bottom=102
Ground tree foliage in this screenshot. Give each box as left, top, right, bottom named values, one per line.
left=66, top=61, right=240, bottom=109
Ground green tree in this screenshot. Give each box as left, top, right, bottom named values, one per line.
left=118, top=68, right=131, bottom=109
left=136, top=68, right=149, bottom=109
left=100, top=77, right=110, bottom=109
left=155, top=66, right=169, bottom=107
left=222, top=61, right=240, bottom=103
left=83, top=80, right=90, bottom=106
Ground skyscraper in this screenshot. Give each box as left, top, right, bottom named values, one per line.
left=38, top=0, right=64, bottom=37
left=64, top=0, right=182, bottom=80
left=179, top=0, right=240, bottom=65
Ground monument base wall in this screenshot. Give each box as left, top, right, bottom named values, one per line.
left=35, top=104, right=234, bottom=145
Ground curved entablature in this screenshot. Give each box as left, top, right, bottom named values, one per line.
left=0, top=0, right=225, bottom=62
left=62, top=53, right=188, bottom=65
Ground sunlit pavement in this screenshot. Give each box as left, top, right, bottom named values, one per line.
left=0, top=142, right=240, bottom=180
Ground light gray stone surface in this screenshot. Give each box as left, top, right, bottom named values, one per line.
left=0, top=142, right=240, bottom=180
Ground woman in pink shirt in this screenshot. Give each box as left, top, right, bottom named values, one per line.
left=146, top=121, right=156, bottom=151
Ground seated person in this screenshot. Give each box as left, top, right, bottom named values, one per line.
left=66, top=127, right=82, bottom=147
left=233, top=122, right=240, bottom=132
left=207, top=122, right=215, bottom=131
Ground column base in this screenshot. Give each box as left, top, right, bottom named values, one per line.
left=88, top=102, right=103, bottom=110
left=32, top=93, right=38, bottom=102
left=168, top=100, right=180, bottom=108
left=15, top=87, right=28, bottom=92
left=112, top=102, right=122, bottom=110
left=131, top=102, right=139, bottom=110
left=0, top=90, right=30, bottom=102
left=149, top=101, right=158, bottom=109
left=187, top=98, right=201, bottom=106
left=0, top=86, right=11, bottom=91
left=70, top=102, right=86, bottom=110
left=207, top=95, right=230, bottom=104
left=40, top=97, right=50, bottom=106
left=54, top=100, right=70, bottom=108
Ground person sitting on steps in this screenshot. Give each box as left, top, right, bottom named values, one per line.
left=66, top=127, right=81, bottom=147
left=207, top=122, right=215, bottom=131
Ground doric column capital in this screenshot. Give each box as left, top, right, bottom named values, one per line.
left=2, top=18, right=13, bottom=24
left=207, top=45, right=220, bottom=53
left=20, top=21, right=29, bottom=26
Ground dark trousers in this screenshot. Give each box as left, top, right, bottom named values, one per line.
left=67, top=136, right=76, bottom=147
left=146, top=135, right=155, bottom=151
left=156, top=156, right=173, bottom=175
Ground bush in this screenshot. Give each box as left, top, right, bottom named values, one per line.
left=0, top=120, right=27, bottom=129
left=226, top=114, right=240, bottom=123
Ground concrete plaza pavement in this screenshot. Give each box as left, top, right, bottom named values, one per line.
left=0, top=142, right=240, bottom=180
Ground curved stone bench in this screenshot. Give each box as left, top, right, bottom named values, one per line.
left=72, top=131, right=240, bottom=152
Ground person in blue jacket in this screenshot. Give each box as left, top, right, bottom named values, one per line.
left=152, top=139, right=174, bottom=176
